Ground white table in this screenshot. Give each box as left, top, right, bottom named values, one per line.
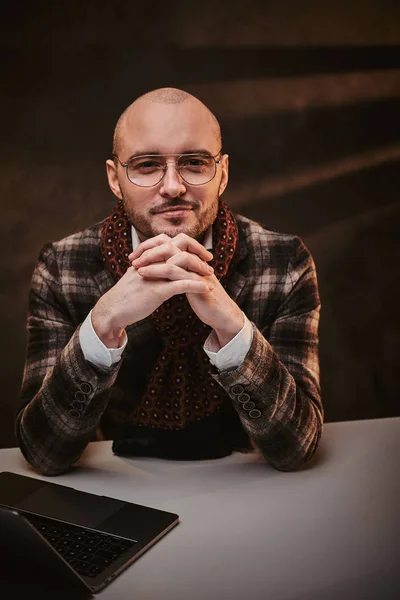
left=1, top=418, right=399, bottom=599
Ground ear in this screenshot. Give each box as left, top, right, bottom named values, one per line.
left=106, top=159, right=123, bottom=200
left=218, top=154, right=229, bottom=196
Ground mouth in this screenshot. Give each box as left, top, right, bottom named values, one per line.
left=152, top=206, right=195, bottom=218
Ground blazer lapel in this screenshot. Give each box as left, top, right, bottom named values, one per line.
left=225, top=224, right=248, bottom=302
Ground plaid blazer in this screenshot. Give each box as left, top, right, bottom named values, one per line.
left=16, top=214, right=322, bottom=475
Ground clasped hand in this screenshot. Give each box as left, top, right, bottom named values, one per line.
left=92, top=233, right=243, bottom=349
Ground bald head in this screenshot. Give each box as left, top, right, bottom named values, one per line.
left=112, top=87, right=222, bottom=157
left=138, top=87, right=194, bottom=104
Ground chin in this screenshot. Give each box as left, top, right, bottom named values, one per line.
left=127, top=208, right=216, bottom=242
left=152, top=224, right=203, bottom=240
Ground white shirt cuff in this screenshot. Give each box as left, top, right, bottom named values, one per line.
left=79, top=310, right=127, bottom=368
left=203, top=312, right=253, bottom=371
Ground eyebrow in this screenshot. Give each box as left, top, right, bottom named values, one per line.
left=126, top=148, right=215, bottom=161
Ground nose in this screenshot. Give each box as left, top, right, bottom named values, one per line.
left=159, top=161, right=186, bottom=197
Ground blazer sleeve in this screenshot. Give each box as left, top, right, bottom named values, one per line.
left=212, top=236, right=323, bottom=471
left=15, top=243, right=122, bottom=475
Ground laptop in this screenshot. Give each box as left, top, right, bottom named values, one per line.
left=0, top=471, right=179, bottom=594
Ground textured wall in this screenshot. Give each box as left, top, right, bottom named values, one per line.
left=1, top=0, right=399, bottom=447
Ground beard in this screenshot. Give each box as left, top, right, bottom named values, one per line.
left=121, top=190, right=219, bottom=242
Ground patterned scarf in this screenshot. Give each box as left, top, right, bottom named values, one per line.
left=100, top=199, right=238, bottom=430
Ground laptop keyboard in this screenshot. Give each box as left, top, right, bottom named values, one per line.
left=24, top=512, right=137, bottom=578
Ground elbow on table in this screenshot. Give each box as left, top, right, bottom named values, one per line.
left=31, top=462, right=73, bottom=477
left=258, top=421, right=323, bottom=472
left=15, top=436, right=75, bottom=477
left=15, top=412, right=81, bottom=476
left=19, top=447, right=73, bottom=477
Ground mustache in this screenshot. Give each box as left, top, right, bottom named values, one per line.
left=150, top=199, right=200, bottom=213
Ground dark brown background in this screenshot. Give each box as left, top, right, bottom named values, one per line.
left=1, top=0, right=399, bottom=448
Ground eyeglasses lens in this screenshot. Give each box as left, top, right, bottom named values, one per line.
left=127, top=155, right=217, bottom=187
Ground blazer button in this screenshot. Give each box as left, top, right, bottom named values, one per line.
left=68, top=409, right=81, bottom=418
left=231, top=385, right=244, bottom=395
left=243, top=401, right=255, bottom=411
left=79, top=382, right=93, bottom=395
left=74, top=390, right=86, bottom=402
left=71, top=400, right=85, bottom=410
left=248, top=409, right=262, bottom=419
left=237, top=393, right=250, bottom=404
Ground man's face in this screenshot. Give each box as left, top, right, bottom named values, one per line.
left=106, top=100, right=229, bottom=242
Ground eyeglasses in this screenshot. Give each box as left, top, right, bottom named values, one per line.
left=113, top=150, right=222, bottom=187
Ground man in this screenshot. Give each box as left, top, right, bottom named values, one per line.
left=16, top=88, right=322, bottom=475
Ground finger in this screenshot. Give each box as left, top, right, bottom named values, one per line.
left=131, top=242, right=181, bottom=268
left=137, top=263, right=210, bottom=283
left=172, top=233, right=213, bottom=261
left=129, top=234, right=172, bottom=261
left=166, top=279, right=214, bottom=295
left=167, top=252, right=214, bottom=276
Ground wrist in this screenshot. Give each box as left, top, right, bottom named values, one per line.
left=92, top=303, right=125, bottom=349
left=213, top=310, right=244, bottom=348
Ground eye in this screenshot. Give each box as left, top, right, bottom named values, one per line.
left=131, top=159, right=162, bottom=171
left=188, top=158, right=205, bottom=166
left=180, top=157, right=210, bottom=170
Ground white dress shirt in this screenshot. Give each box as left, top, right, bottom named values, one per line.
left=79, top=225, right=253, bottom=370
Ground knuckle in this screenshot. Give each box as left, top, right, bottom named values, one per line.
left=166, top=241, right=178, bottom=253
left=173, top=233, right=190, bottom=246
left=167, top=254, right=181, bottom=266
left=156, top=233, right=171, bottom=242
left=178, top=250, right=190, bottom=262
left=158, top=242, right=176, bottom=260
left=166, top=264, right=176, bottom=277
